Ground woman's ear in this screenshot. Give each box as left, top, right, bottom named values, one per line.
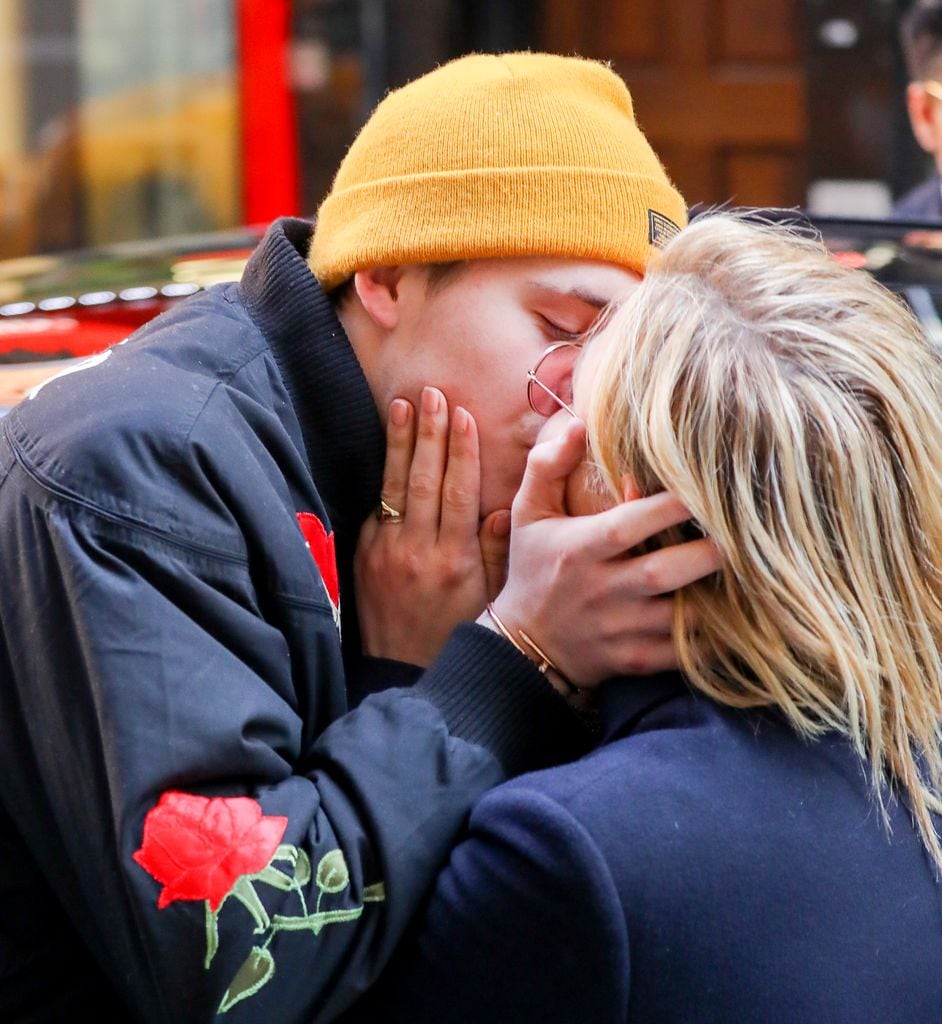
left=353, top=266, right=407, bottom=330
left=621, top=474, right=642, bottom=502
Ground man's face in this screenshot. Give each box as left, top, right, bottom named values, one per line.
left=535, top=320, right=623, bottom=518
left=374, top=257, right=640, bottom=516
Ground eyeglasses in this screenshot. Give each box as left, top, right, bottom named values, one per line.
left=924, top=79, right=942, bottom=102
left=527, top=341, right=581, bottom=418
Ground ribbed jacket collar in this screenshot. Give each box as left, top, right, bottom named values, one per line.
left=239, top=217, right=384, bottom=535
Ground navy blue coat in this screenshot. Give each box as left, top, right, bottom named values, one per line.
left=348, top=672, right=942, bottom=1023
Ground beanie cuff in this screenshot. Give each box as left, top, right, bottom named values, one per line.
left=310, top=167, right=686, bottom=289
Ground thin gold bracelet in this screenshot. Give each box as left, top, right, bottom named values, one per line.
left=486, top=603, right=579, bottom=695
left=517, top=628, right=578, bottom=695
left=485, top=603, right=530, bottom=660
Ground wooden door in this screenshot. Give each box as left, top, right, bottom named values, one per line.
left=540, top=0, right=807, bottom=210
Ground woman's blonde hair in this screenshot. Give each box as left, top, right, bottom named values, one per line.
left=588, top=211, right=942, bottom=871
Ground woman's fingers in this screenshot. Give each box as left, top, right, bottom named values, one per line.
left=356, top=391, right=491, bottom=666
left=580, top=491, right=696, bottom=561
left=513, top=418, right=588, bottom=522
left=438, top=406, right=482, bottom=547
left=380, top=398, right=416, bottom=519
left=379, top=390, right=484, bottom=544
left=479, top=509, right=511, bottom=601
left=618, top=536, right=722, bottom=596
left=405, top=387, right=450, bottom=534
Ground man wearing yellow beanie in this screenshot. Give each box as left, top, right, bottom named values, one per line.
left=0, top=52, right=717, bottom=1021
left=310, top=51, right=685, bottom=286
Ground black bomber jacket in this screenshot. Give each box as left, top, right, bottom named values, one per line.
left=0, top=218, right=585, bottom=1023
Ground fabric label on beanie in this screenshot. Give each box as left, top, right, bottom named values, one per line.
left=648, top=210, right=681, bottom=248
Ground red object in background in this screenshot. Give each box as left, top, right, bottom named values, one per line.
left=0, top=302, right=167, bottom=360
left=237, top=0, right=300, bottom=223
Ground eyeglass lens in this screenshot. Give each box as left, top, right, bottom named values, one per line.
left=529, top=343, right=581, bottom=417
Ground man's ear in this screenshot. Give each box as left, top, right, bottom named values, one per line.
left=906, top=82, right=942, bottom=155
left=353, top=266, right=408, bottom=330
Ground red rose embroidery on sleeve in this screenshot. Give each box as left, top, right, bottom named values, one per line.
left=132, top=791, right=287, bottom=910
left=132, top=791, right=385, bottom=1013
left=296, top=512, right=339, bottom=608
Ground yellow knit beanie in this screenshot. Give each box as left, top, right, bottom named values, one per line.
left=309, top=51, right=687, bottom=290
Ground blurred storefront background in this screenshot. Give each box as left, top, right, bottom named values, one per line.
left=0, top=0, right=922, bottom=262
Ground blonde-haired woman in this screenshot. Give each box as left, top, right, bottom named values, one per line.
left=348, top=213, right=942, bottom=1023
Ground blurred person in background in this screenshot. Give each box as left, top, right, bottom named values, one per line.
left=346, top=211, right=942, bottom=1024
left=0, top=52, right=720, bottom=1023
left=896, top=0, right=942, bottom=217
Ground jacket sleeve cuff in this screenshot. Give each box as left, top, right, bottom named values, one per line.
left=411, top=622, right=593, bottom=778
left=345, top=655, right=423, bottom=708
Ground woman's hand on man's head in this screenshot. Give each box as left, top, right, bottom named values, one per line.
left=486, top=419, right=722, bottom=688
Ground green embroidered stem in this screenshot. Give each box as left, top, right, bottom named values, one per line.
left=228, top=877, right=270, bottom=934
left=271, top=906, right=364, bottom=934
left=204, top=902, right=220, bottom=970
left=200, top=846, right=385, bottom=1012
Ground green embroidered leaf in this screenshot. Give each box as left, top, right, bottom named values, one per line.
left=229, top=876, right=271, bottom=934
left=362, top=881, right=385, bottom=903
left=218, top=946, right=275, bottom=1015
left=253, top=865, right=296, bottom=891
left=271, top=844, right=311, bottom=885
left=315, top=849, right=349, bottom=894
left=204, top=902, right=220, bottom=969
left=294, top=849, right=311, bottom=886
left=272, top=843, right=297, bottom=863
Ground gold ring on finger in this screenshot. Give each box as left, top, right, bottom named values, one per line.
left=376, top=498, right=404, bottom=524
